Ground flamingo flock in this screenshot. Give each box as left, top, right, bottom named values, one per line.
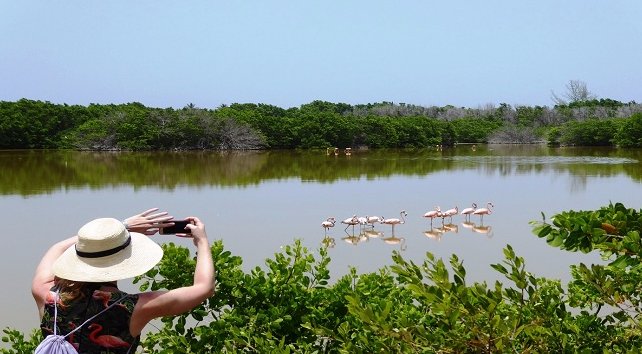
left=320, top=202, right=494, bottom=247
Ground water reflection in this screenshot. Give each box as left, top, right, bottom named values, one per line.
left=321, top=236, right=336, bottom=248
left=471, top=224, right=493, bottom=238
left=1, top=145, right=640, bottom=196
left=423, top=228, right=445, bottom=241
left=363, top=229, right=384, bottom=239
left=382, top=236, right=407, bottom=251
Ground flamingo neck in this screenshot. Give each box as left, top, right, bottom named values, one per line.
left=89, top=324, right=102, bottom=340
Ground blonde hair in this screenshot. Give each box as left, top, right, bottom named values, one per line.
left=54, top=277, right=88, bottom=303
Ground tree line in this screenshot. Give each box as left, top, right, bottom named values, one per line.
left=1, top=98, right=642, bottom=150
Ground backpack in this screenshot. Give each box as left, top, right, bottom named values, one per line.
left=35, top=291, right=128, bottom=354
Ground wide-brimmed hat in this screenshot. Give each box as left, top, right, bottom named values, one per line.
left=53, top=218, right=163, bottom=282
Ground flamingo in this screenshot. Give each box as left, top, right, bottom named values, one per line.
left=366, top=215, right=384, bottom=228
left=382, top=210, right=407, bottom=234
left=423, top=206, right=441, bottom=227
left=321, top=217, right=336, bottom=236
left=442, top=206, right=459, bottom=224
left=357, top=216, right=369, bottom=231
left=341, top=215, right=359, bottom=233
left=92, top=290, right=112, bottom=308
left=473, top=202, right=494, bottom=223
left=92, top=290, right=127, bottom=310
left=460, top=203, right=477, bottom=221
left=87, top=323, right=130, bottom=348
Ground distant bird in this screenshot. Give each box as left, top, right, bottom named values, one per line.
left=442, top=206, right=459, bottom=224
left=473, top=202, right=494, bottom=223
left=321, top=217, right=336, bottom=236
left=382, top=210, right=407, bottom=234
left=423, top=206, right=441, bottom=227
left=357, top=216, right=369, bottom=230
left=366, top=215, right=384, bottom=228
left=341, top=215, right=359, bottom=233
left=460, top=203, right=478, bottom=221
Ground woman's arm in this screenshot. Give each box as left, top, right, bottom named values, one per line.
left=31, top=236, right=78, bottom=314
left=130, top=216, right=216, bottom=336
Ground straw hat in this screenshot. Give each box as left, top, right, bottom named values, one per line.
left=53, top=218, right=163, bottom=282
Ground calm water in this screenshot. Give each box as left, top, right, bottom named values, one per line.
left=1, top=145, right=641, bottom=335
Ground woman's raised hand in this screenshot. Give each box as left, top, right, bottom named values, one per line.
left=124, top=208, right=174, bottom=235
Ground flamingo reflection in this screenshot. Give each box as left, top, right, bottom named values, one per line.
left=423, top=228, right=444, bottom=241
left=382, top=236, right=407, bottom=251
left=472, top=224, right=493, bottom=238
left=321, top=236, right=335, bottom=248
left=364, top=229, right=384, bottom=239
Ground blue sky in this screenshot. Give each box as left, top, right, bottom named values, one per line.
left=2, top=1, right=641, bottom=109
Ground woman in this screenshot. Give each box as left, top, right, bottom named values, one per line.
left=32, top=208, right=216, bottom=353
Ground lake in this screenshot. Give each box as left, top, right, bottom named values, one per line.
left=1, top=145, right=641, bottom=335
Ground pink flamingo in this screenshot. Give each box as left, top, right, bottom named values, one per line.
left=88, top=323, right=130, bottom=348
left=423, top=206, right=441, bottom=227
left=442, top=206, right=459, bottom=224
left=92, top=290, right=113, bottom=308
left=460, top=203, right=477, bottom=221
left=473, top=202, right=494, bottom=223
left=357, top=216, right=369, bottom=231
left=341, top=215, right=359, bottom=233
left=92, top=290, right=127, bottom=310
left=366, top=215, right=384, bottom=228
left=382, top=210, right=407, bottom=234
left=321, top=217, right=336, bottom=236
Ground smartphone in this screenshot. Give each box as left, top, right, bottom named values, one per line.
left=159, top=220, right=192, bottom=235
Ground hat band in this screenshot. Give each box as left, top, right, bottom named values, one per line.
left=75, top=235, right=132, bottom=259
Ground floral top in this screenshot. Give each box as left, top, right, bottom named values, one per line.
left=40, top=283, right=140, bottom=354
